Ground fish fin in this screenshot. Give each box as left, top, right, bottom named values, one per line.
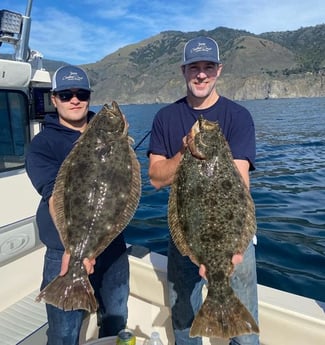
left=168, top=182, right=193, bottom=257
left=189, top=291, right=259, bottom=339
left=35, top=273, right=97, bottom=313
left=52, top=158, right=70, bottom=248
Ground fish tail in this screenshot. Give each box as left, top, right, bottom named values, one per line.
left=36, top=273, right=97, bottom=313
left=189, top=291, right=259, bottom=339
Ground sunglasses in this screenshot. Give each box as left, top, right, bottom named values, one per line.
left=55, top=90, right=91, bottom=102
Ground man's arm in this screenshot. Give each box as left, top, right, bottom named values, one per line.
left=234, top=159, right=250, bottom=190
left=148, top=153, right=180, bottom=189
left=148, top=150, right=186, bottom=189
left=148, top=132, right=194, bottom=189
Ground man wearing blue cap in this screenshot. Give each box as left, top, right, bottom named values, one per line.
left=148, top=37, right=259, bottom=345
left=26, top=65, right=129, bottom=345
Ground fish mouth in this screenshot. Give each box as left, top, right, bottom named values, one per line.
left=112, top=101, right=128, bottom=137
left=100, top=102, right=128, bottom=137
left=188, top=115, right=216, bottom=159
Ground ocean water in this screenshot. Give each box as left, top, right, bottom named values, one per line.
left=92, top=97, right=325, bottom=302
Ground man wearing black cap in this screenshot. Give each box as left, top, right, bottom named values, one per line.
left=148, top=37, right=259, bottom=345
left=26, top=65, right=129, bottom=345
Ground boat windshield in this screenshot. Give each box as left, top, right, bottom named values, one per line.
left=0, top=90, right=29, bottom=172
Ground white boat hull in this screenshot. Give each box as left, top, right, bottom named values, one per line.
left=1, top=245, right=323, bottom=345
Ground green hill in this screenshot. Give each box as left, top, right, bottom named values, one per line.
left=80, top=25, right=325, bottom=104
left=3, top=24, right=324, bottom=104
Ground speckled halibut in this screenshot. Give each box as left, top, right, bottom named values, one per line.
left=168, top=116, right=259, bottom=338
left=36, top=101, right=141, bottom=312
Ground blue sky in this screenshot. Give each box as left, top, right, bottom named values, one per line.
left=1, top=0, right=324, bottom=65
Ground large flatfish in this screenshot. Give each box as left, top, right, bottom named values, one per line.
left=36, top=101, right=141, bottom=312
left=168, top=115, right=259, bottom=338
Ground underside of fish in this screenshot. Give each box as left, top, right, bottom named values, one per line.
left=36, top=101, right=141, bottom=312
left=168, top=115, right=259, bottom=338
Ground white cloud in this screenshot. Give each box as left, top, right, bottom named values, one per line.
left=1, top=0, right=324, bottom=64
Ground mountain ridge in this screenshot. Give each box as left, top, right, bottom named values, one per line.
left=81, top=25, right=325, bottom=104
left=3, top=25, right=323, bottom=104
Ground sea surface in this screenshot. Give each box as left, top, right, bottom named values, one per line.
left=92, top=97, right=325, bottom=302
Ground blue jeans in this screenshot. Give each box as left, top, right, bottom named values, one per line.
left=168, top=239, right=259, bottom=345
left=42, top=241, right=129, bottom=345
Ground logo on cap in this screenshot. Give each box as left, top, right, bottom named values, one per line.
left=192, top=42, right=212, bottom=54
left=62, top=71, right=84, bottom=82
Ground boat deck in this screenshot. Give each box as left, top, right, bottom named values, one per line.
left=0, top=290, right=47, bottom=345
left=0, top=248, right=324, bottom=345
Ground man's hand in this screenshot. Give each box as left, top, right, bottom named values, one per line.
left=59, top=251, right=70, bottom=276
left=199, top=264, right=207, bottom=280
left=59, top=252, right=96, bottom=276
left=232, top=253, right=243, bottom=265
left=198, top=254, right=244, bottom=280
left=183, top=132, right=194, bottom=153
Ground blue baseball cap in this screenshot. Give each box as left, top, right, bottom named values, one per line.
left=51, top=65, right=92, bottom=92
left=182, top=36, right=221, bottom=66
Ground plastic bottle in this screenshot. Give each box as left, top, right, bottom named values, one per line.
left=147, top=331, right=164, bottom=345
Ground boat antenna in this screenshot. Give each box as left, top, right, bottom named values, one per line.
left=15, top=0, right=33, bottom=61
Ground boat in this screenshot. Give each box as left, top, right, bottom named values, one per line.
left=0, top=1, right=324, bottom=344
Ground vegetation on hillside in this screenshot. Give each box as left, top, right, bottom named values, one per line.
left=260, top=24, right=325, bottom=72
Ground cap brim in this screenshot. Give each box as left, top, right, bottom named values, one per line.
left=181, top=57, right=221, bottom=66
left=52, top=85, right=93, bottom=92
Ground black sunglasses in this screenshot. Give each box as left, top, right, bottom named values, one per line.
left=55, top=90, right=91, bottom=102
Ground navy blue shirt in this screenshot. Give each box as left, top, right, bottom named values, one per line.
left=26, top=112, right=125, bottom=253
left=148, top=96, right=256, bottom=170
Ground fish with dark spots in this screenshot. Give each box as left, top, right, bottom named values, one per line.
left=168, top=115, right=259, bottom=338
left=36, top=101, right=141, bottom=312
